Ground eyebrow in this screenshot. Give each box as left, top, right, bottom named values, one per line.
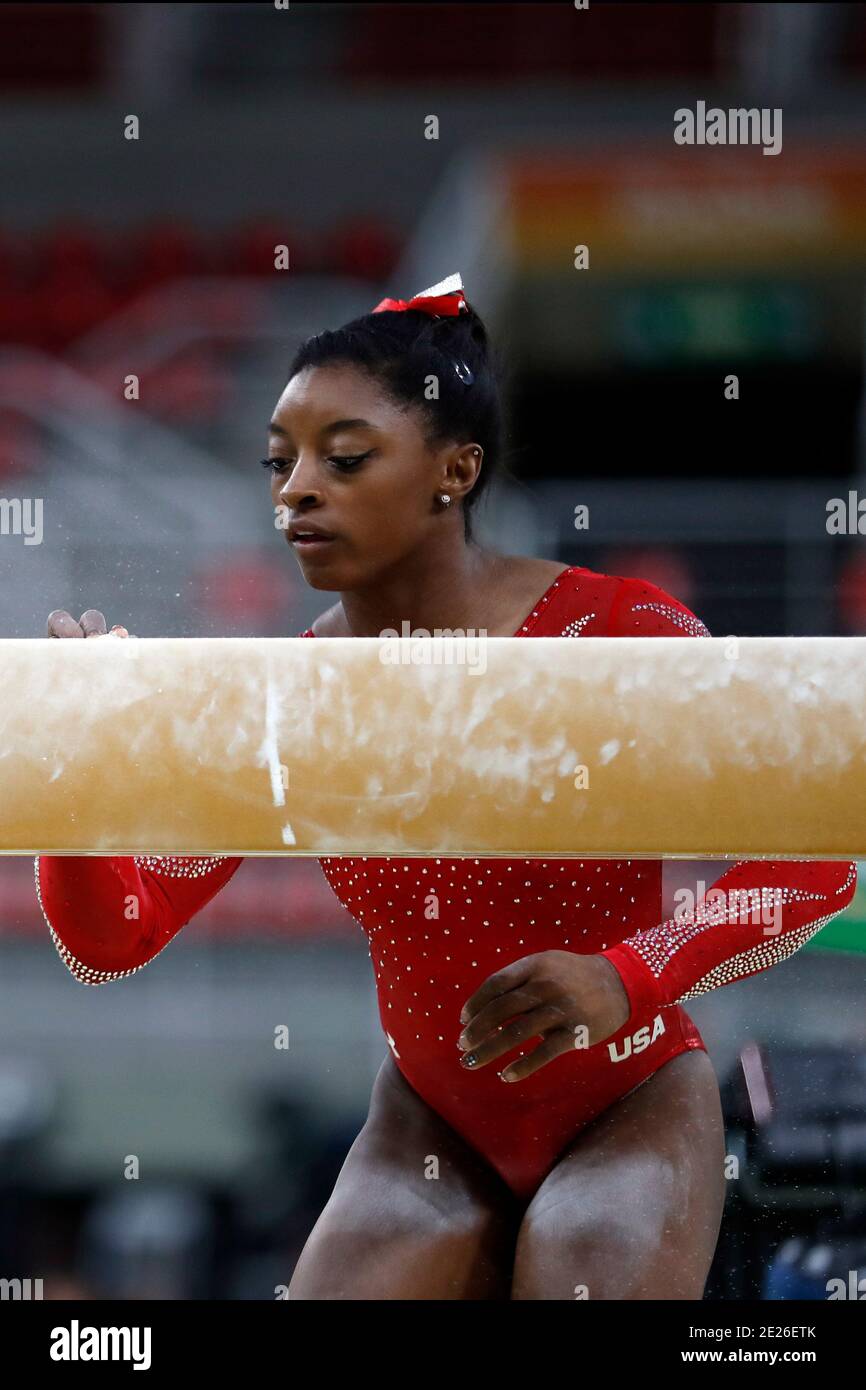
left=268, top=418, right=376, bottom=437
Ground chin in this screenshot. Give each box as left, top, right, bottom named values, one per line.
left=300, top=572, right=343, bottom=592
left=292, top=556, right=345, bottom=591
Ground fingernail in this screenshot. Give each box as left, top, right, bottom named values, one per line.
left=500, top=1069, right=516, bottom=1083
left=461, top=1052, right=478, bottom=1068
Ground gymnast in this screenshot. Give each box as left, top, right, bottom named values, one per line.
left=37, top=273, right=856, bottom=1300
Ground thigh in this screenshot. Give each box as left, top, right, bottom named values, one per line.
left=511, top=1049, right=727, bottom=1300
left=289, top=1053, right=521, bottom=1300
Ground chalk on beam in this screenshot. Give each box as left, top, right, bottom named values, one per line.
left=0, top=636, right=864, bottom=858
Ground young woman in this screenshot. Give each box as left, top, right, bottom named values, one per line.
left=38, top=274, right=856, bottom=1300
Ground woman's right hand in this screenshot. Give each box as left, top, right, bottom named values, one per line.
left=46, top=609, right=132, bottom=639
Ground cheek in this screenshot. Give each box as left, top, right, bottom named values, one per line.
left=357, top=492, right=427, bottom=543
left=364, top=459, right=431, bottom=520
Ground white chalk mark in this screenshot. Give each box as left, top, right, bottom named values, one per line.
left=257, top=670, right=286, bottom=808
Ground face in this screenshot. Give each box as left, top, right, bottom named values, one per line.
left=265, top=362, right=480, bottom=590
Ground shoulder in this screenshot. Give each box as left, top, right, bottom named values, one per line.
left=548, top=566, right=710, bottom=637
left=606, top=573, right=710, bottom=637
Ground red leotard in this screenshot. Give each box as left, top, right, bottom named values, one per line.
left=34, top=566, right=857, bottom=1199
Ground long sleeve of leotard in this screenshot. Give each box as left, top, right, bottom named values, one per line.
left=603, top=857, right=857, bottom=1013
left=34, top=854, right=244, bottom=984
left=597, top=577, right=858, bottom=1014
left=33, top=623, right=316, bottom=984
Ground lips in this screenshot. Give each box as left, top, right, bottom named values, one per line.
left=289, top=524, right=337, bottom=551
left=288, top=520, right=336, bottom=544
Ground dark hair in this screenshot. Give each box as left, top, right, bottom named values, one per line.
left=285, top=299, right=505, bottom=541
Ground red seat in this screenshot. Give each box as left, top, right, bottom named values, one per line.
left=222, top=217, right=312, bottom=275
left=118, top=220, right=210, bottom=303
left=326, top=217, right=399, bottom=281
left=33, top=268, right=119, bottom=352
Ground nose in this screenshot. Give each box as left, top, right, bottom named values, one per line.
left=277, top=456, right=322, bottom=510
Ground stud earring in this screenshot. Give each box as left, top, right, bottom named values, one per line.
left=438, top=493, right=452, bottom=507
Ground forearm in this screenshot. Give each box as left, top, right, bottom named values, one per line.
left=35, top=853, right=242, bottom=984
left=603, top=859, right=857, bottom=1017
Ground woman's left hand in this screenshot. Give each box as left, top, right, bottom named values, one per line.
left=457, top=951, right=631, bottom=1083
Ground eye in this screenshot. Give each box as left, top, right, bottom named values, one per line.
left=259, top=451, right=373, bottom=474
left=327, top=451, right=373, bottom=471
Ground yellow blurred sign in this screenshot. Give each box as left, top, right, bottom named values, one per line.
left=508, top=149, right=866, bottom=271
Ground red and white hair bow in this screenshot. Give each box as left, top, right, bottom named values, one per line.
left=372, top=271, right=467, bottom=318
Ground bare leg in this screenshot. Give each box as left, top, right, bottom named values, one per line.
left=511, top=1050, right=726, bottom=1300
left=289, top=1053, right=521, bottom=1299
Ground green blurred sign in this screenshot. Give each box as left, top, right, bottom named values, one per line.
left=805, top=864, right=866, bottom=955
left=616, top=284, right=815, bottom=362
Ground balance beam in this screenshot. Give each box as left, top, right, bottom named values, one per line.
left=1, top=636, right=864, bottom=858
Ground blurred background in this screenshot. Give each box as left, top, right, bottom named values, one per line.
left=0, top=0, right=865, bottom=1301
